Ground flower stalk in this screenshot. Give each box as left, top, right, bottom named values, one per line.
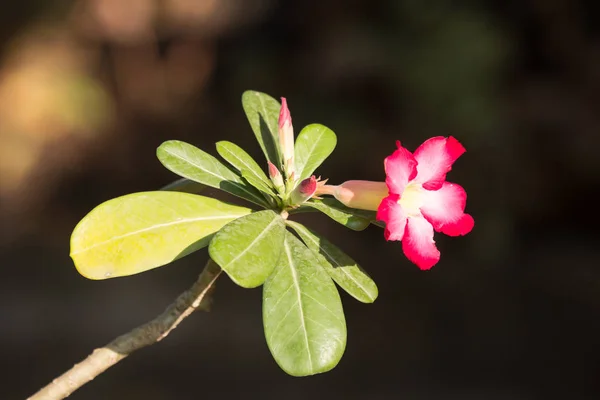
left=28, top=259, right=222, bottom=400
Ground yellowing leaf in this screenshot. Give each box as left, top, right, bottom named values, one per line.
left=70, top=191, right=251, bottom=280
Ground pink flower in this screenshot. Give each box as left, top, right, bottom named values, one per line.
left=376, top=137, right=474, bottom=270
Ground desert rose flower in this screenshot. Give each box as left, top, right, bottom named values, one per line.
left=317, top=136, right=474, bottom=270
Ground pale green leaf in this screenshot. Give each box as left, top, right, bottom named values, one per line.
left=70, top=191, right=251, bottom=280
left=240, top=169, right=276, bottom=196
left=303, top=198, right=370, bottom=231
left=241, top=90, right=282, bottom=166
left=157, top=140, right=268, bottom=208
left=286, top=221, right=378, bottom=303
left=215, top=141, right=275, bottom=196
left=331, top=208, right=383, bottom=228
left=160, top=178, right=206, bottom=195
left=294, top=124, right=337, bottom=181
left=263, top=231, right=347, bottom=376
left=209, top=210, right=285, bottom=288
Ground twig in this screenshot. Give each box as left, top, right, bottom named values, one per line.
left=28, top=259, right=223, bottom=400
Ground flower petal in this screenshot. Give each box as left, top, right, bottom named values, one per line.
left=420, top=182, right=474, bottom=236
left=402, top=216, right=440, bottom=270
left=376, top=194, right=407, bottom=241
left=440, top=214, right=474, bottom=237
left=384, top=141, right=418, bottom=194
left=413, top=136, right=466, bottom=185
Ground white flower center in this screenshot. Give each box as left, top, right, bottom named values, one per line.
left=398, top=182, right=424, bottom=216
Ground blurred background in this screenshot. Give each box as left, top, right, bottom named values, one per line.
left=1, top=0, right=599, bottom=398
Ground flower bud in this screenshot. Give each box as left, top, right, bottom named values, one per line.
left=278, top=97, right=295, bottom=178
left=268, top=161, right=285, bottom=193
left=290, top=175, right=317, bottom=205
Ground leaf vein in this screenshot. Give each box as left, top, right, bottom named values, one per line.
left=296, top=224, right=374, bottom=301
left=72, top=214, right=243, bottom=255
left=272, top=324, right=302, bottom=356
left=223, top=216, right=280, bottom=269
left=297, top=128, right=325, bottom=179
left=267, top=298, right=299, bottom=344
left=163, top=146, right=266, bottom=206
left=303, top=293, right=344, bottom=324
left=264, top=283, right=295, bottom=318
left=285, top=239, right=313, bottom=374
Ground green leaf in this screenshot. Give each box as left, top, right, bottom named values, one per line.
left=303, top=198, right=370, bottom=231
left=70, top=192, right=252, bottom=280
left=241, top=90, right=282, bottom=166
left=157, top=140, right=268, bottom=208
left=263, top=231, right=346, bottom=376
left=160, top=178, right=207, bottom=195
left=209, top=210, right=285, bottom=288
left=294, top=124, right=337, bottom=181
left=216, top=141, right=275, bottom=195
left=240, top=169, right=276, bottom=196
left=287, top=205, right=318, bottom=215
left=331, top=208, right=384, bottom=228
left=371, top=219, right=386, bottom=228
left=286, top=221, right=378, bottom=303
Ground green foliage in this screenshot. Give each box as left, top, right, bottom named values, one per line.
left=157, top=140, right=268, bottom=208
left=302, top=198, right=371, bottom=231
left=215, top=141, right=275, bottom=197
left=209, top=210, right=285, bottom=288
left=241, top=90, right=282, bottom=167
left=70, top=90, right=381, bottom=377
left=70, top=192, right=251, bottom=280
left=286, top=221, right=378, bottom=303
left=263, top=232, right=346, bottom=376
left=294, top=124, right=337, bottom=181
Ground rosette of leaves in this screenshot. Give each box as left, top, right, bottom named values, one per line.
left=70, top=91, right=379, bottom=376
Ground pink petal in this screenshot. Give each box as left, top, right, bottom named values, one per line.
left=420, top=182, right=474, bottom=237
left=384, top=141, right=418, bottom=195
left=440, top=214, right=474, bottom=236
left=422, top=180, right=443, bottom=190
left=413, top=136, right=466, bottom=185
left=376, top=194, right=407, bottom=241
left=402, top=216, right=440, bottom=270
left=278, top=97, right=291, bottom=129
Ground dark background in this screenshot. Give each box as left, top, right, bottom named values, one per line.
left=1, top=0, right=599, bottom=399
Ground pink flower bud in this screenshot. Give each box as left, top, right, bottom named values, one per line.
left=268, top=161, right=285, bottom=192
left=290, top=175, right=317, bottom=205
left=278, top=97, right=295, bottom=178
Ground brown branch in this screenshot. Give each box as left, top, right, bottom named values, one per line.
left=28, top=259, right=223, bottom=400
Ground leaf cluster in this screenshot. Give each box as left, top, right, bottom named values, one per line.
left=70, top=91, right=380, bottom=376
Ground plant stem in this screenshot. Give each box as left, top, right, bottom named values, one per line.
left=28, top=259, right=222, bottom=400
